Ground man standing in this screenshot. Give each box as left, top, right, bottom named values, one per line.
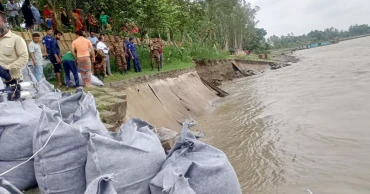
left=149, top=37, right=160, bottom=71
left=28, top=33, right=43, bottom=82
left=88, top=31, right=98, bottom=49
left=124, top=36, right=131, bottom=71
left=21, top=0, right=34, bottom=32
left=30, top=2, right=41, bottom=31
left=0, top=11, right=28, bottom=100
left=42, top=28, right=53, bottom=57
left=127, top=37, right=141, bottom=73
left=112, top=35, right=127, bottom=74
left=49, top=30, right=63, bottom=87
left=97, top=36, right=112, bottom=76
left=6, top=0, right=20, bottom=28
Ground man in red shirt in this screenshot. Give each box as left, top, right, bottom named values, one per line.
left=158, top=37, right=163, bottom=68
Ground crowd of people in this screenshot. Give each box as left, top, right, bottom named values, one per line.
left=0, top=0, right=141, bottom=34
left=28, top=28, right=163, bottom=88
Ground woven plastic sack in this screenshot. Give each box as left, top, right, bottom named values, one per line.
left=21, top=65, right=55, bottom=98
left=35, top=89, right=106, bottom=131
left=84, top=174, right=117, bottom=194
left=67, top=73, right=104, bottom=87
left=84, top=118, right=166, bottom=194
left=0, top=100, right=41, bottom=190
left=0, top=178, right=22, bottom=194
left=149, top=121, right=242, bottom=194
left=33, top=105, right=87, bottom=194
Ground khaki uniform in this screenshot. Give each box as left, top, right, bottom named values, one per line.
left=112, top=40, right=127, bottom=71
left=93, top=49, right=106, bottom=79
left=150, top=41, right=160, bottom=69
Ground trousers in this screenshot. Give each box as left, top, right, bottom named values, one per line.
left=63, top=60, right=79, bottom=87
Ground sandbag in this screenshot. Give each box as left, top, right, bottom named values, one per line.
left=67, top=73, right=104, bottom=86
left=0, top=160, right=37, bottom=191
left=33, top=105, right=87, bottom=194
left=84, top=174, right=117, bottom=194
left=149, top=121, right=242, bottom=194
left=0, top=178, right=23, bottom=194
left=84, top=118, right=166, bottom=194
left=35, top=89, right=106, bottom=130
left=0, top=100, right=41, bottom=190
left=21, top=65, right=55, bottom=98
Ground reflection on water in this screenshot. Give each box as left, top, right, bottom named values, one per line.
left=195, top=37, right=370, bottom=194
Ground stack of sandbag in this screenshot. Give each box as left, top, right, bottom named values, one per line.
left=84, top=118, right=166, bottom=194
left=0, top=178, right=22, bottom=194
left=33, top=90, right=108, bottom=194
left=84, top=175, right=117, bottom=194
left=150, top=121, right=242, bottom=194
left=0, top=100, right=41, bottom=190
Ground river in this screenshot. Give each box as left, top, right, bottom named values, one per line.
left=196, top=37, right=370, bottom=194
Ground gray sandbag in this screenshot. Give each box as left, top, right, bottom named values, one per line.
left=84, top=174, right=117, bottom=194
left=84, top=118, right=166, bottom=194
left=33, top=105, right=87, bottom=194
left=0, top=100, right=41, bottom=190
left=0, top=178, right=23, bottom=194
left=35, top=89, right=106, bottom=131
left=21, top=65, right=55, bottom=98
left=149, top=121, right=242, bottom=194
left=68, top=72, right=104, bottom=86
left=0, top=160, right=37, bottom=191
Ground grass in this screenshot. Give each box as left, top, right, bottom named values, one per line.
left=105, top=61, right=194, bottom=82
left=48, top=60, right=194, bottom=90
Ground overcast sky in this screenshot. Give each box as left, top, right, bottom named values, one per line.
left=248, top=0, right=370, bottom=37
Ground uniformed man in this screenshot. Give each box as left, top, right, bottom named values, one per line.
left=149, top=37, right=161, bottom=71
left=0, top=11, right=28, bottom=100
left=112, top=35, right=127, bottom=74
left=93, top=49, right=106, bottom=81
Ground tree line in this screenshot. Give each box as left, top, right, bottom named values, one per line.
left=267, top=24, right=370, bottom=49
left=28, top=0, right=268, bottom=52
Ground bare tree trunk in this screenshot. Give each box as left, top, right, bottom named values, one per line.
left=239, top=26, right=243, bottom=50
left=167, top=28, right=171, bottom=42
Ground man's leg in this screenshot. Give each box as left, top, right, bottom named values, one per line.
left=35, top=65, right=43, bottom=82
left=0, top=65, right=11, bottom=81
left=126, top=56, right=131, bottom=71
left=53, top=61, right=62, bottom=86
left=10, top=17, right=16, bottom=28
left=105, top=54, right=111, bottom=75
left=160, top=54, right=163, bottom=68
left=69, top=60, right=79, bottom=87
left=15, top=15, right=20, bottom=27
left=62, top=60, right=71, bottom=86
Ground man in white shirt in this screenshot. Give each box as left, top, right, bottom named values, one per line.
left=88, top=31, right=98, bottom=49
left=97, top=36, right=112, bottom=76
left=28, top=33, right=44, bottom=82
left=6, top=0, right=20, bottom=28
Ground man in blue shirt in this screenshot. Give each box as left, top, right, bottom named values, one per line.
left=49, top=30, right=63, bottom=87
left=42, top=28, right=53, bottom=56
left=88, top=31, right=98, bottom=49
left=127, top=37, right=141, bottom=72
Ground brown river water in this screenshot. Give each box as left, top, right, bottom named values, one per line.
left=196, top=37, right=370, bottom=194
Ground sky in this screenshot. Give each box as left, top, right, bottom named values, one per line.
left=248, top=0, right=370, bottom=37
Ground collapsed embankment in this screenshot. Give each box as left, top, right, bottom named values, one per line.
left=101, top=55, right=297, bottom=133
left=123, top=71, right=217, bottom=132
